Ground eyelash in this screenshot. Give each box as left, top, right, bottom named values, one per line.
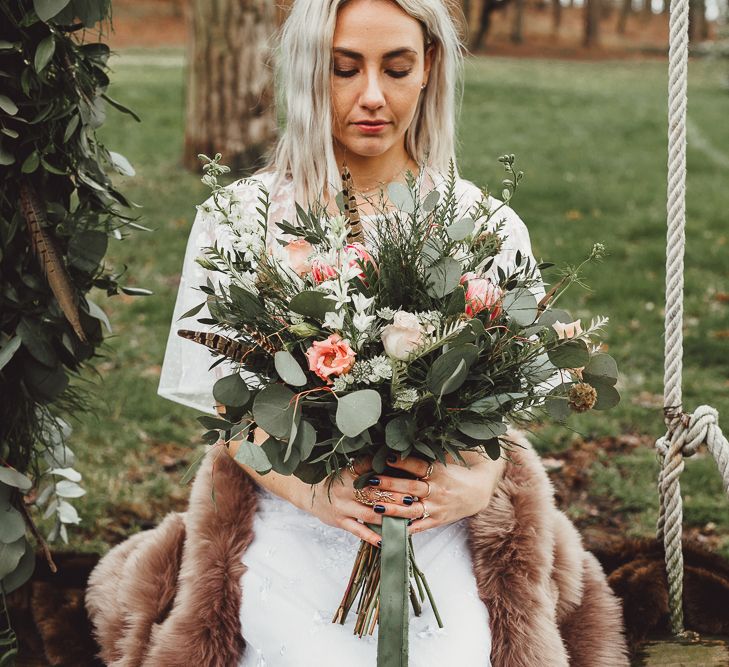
left=333, top=68, right=412, bottom=79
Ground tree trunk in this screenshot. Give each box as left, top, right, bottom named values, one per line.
left=584, top=0, right=601, bottom=46
left=552, top=0, right=563, bottom=33
left=617, top=0, right=633, bottom=33
left=183, top=0, right=278, bottom=175
left=511, top=0, right=525, bottom=43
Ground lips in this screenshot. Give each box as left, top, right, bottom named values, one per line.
left=354, top=120, right=390, bottom=134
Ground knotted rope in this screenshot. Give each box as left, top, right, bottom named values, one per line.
left=656, top=0, right=729, bottom=635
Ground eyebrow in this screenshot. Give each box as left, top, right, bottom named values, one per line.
left=333, top=47, right=418, bottom=59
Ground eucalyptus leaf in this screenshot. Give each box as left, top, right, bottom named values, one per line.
left=34, top=35, right=55, bottom=73
left=261, top=435, right=301, bottom=475
left=385, top=415, right=413, bottom=452
left=120, top=286, right=153, bottom=296
left=108, top=150, right=135, bottom=176
left=0, top=506, right=26, bottom=544
left=58, top=499, right=80, bottom=524
left=274, top=350, right=307, bottom=386
left=0, top=538, right=35, bottom=594
left=457, top=420, right=507, bottom=440
left=55, top=480, right=86, bottom=498
left=48, top=467, right=81, bottom=482
left=253, top=384, right=298, bottom=440
left=538, top=308, right=573, bottom=328
left=289, top=291, right=335, bottom=320
left=427, top=344, right=478, bottom=397
left=213, top=373, right=250, bottom=407
left=387, top=182, right=415, bottom=214
left=84, top=298, right=112, bottom=333
left=468, top=392, right=528, bottom=414
left=0, top=94, right=18, bottom=116
left=291, top=419, right=317, bottom=459
left=424, top=257, right=462, bottom=299
left=69, top=230, right=108, bottom=273
left=233, top=440, right=272, bottom=474
left=0, top=336, right=22, bottom=371
left=422, top=189, right=440, bottom=212
left=522, top=353, right=557, bottom=384
left=583, top=353, right=619, bottom=386
left=503, top=288, right=538, bottom=327
left=545, top=385, right=572, bottom=422
left=548, top=340, right=590, bottom=369
left=33, top=0, right=71, bottom=22
left=336, top=389, right=381, bottom=438
left=0, top=468, right=32, bottom=492
left=446, top=217, right=475, bottom=241
left=0, top=537, right=25, bottom=579
left=590, top=379, right=621, bottom=410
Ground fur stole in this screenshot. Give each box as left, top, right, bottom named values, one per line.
left=85, top=433, right=629, bottom=666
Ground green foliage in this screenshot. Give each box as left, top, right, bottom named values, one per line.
left=0, top=0, right=142, bottom=611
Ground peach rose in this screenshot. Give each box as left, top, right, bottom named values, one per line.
left=380, top=311, right=425, bottom=361
left=552, top=320, right=583, bottom=340
left=304, top=333, right=356, bottom=384
left=311, top=258, right=338, bottom=284
left=284, top=239, right=314, bottom=276
left=459, top=272, right=502, bottom=319
left=345, top=242, right=378, bottom=281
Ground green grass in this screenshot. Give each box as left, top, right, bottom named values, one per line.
left=55, top=50, right=729, bottom=556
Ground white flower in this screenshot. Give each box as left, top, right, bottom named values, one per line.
left=393, top=388, right=419, bottom=410
left=323, top=279, right=351, bottom=311
left=369, top=355, right=393, bottom=381
left=351, top=292, right=375, bottom=313
left=324, top=309, right=346, bottom=331
left=353, top=312, right=377, bottom=333
left=380, top=310, right=424, bottom=361
left=377, top=307, right=396, bottom=321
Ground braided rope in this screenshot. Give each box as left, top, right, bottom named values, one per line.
left=657, top=0, right=729, bottom=635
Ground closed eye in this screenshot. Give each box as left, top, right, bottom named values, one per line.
left=332, top=68, right=413, bottom=79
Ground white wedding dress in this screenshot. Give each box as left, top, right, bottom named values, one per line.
left=158, top=167, right=545, bottom=666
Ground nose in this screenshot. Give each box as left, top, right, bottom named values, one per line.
left=358, top=67, right=385, bottom=111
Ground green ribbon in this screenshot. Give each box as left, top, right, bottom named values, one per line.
left=377, top=515, right=409, bottom=667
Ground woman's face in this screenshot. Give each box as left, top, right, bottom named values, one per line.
left=331, top=0, right=432, bottom=161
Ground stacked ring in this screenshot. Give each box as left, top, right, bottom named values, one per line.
left=421, top=480, right=432, bottom=500
left=421, top=461, right=434, bottom=481
left=347, top=459, right=359, bottom=479
left=419, top=501, right=431, bottom=520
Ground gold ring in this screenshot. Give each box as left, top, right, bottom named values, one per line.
left=419, top=501, right=430, bottom=520
left=354, top=487, right=396, bottom=506
left=421, top=480, right=431, bottom=500
left=347, top=458, right=359, bottom=479
left=421, top=462, right=434, bottom=481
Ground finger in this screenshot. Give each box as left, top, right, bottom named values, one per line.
left=407, top=517, right=438, bottom=535
left=361, top=500, right=424, bottom=521
left=385, top=453, right=432, bottom=478
left=340, top=517, right=382, bottom=548
left=367, top=475, right=430, bottom=499
left=349, top=454, right=374, bottom=477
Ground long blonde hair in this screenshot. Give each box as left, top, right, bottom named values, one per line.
left=267, top=0, right=465, bottom=204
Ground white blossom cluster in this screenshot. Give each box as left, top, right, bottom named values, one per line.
left=332, top=355, right=393, bottom=391
left=393, top=387, right=420, bottom=411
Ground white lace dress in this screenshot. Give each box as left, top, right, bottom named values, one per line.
left=158, top=168, right=544, bottom=667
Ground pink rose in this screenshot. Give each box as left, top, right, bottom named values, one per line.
left=345, top=242, right=378, bottom=281
left=284, top=239, right=314, bottom=276
left=459, top=272, right=502, bottom=319
left=304, top=333, right=356, bottom=384
left=311, top=258, right=338, bottom=283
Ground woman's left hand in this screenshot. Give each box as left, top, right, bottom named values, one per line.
left=353, top=450, right=506, bottom=536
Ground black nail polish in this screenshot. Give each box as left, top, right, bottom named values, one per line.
left=368, top=477, right=380, bottom=486
left=386, top=454, right=397, bottom=463
left=374, top=504, right=386, bottom=513
left=407, top=518, right=413, bottom=525
left=377, top=540, right=382, bottom=548
left=403, top=496, right=414, bottom=506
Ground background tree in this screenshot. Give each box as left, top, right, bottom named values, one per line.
left=183, top=0, right=278, bottom=174
left=584, top=0, right=602, bottom=46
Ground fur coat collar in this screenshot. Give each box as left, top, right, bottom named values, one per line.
left=85, top=433, right=629, bottom=666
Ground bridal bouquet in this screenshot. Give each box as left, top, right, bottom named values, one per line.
left=180, top=153, right=620, bottom=666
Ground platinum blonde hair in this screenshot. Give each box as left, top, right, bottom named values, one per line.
left=267, top=0, right=465, bottom=204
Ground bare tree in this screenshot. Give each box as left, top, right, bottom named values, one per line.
left=183, top=0, right=278, bottom=173
left=552, top=0, right=563, bottom=33
left=512, top=0, right=526, bottom=42
left=617, top=0, right=633, bottom=33
left=470, top=0, right=513, bottom=50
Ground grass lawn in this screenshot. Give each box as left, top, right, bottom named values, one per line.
left=56, top=49, right=729, bottom=557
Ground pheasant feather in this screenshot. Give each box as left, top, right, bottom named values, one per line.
left=20, top=181, right=87, bottom=343
left=341, top=166, right=364, bottom=245
left=177, top=329, right=273, bottom=365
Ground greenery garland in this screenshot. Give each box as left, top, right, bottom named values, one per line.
left=0, top=0, right=145, bottom=655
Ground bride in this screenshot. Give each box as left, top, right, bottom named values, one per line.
left=147, top=1, right=629, bottom=665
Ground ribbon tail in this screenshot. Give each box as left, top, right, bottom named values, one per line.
left=377, top=515, right=409, bottom=667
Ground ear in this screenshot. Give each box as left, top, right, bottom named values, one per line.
left=422, top=42, right=434, bottom=86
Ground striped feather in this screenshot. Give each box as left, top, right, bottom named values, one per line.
left=20, top=181, right=87, bottom=343
left=177, top=329, right=253, bottom=364
left=341, top=166, right=364, bottom=245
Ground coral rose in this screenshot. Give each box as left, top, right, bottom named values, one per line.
left=304, top=333, right=356, bottom=384
left=283, top=239, right=314, bottom=276
left=459, top=272, right=502, bottom=319
left=381, top=311, right=425, bottom=361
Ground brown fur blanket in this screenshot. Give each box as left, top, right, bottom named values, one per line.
left=85, top=433, right=629, bottom=666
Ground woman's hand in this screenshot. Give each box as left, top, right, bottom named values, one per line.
left=356, top=450, right=506, bottom=536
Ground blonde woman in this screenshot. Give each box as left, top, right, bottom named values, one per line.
left=151, top=1, right=628, bottom=665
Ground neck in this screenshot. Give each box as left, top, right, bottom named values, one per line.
left=333, top=141, right=418, bottom=195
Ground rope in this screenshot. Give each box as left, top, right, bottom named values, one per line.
left=657, top=0, right=729, bottom=635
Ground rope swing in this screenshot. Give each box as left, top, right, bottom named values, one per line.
left=656, top=0, right=729, bottom=636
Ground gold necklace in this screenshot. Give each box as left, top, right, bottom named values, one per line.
left=350, top=155, right=414, bottom=199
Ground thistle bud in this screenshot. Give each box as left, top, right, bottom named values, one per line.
left=568, top=383, right=598, bottom=412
